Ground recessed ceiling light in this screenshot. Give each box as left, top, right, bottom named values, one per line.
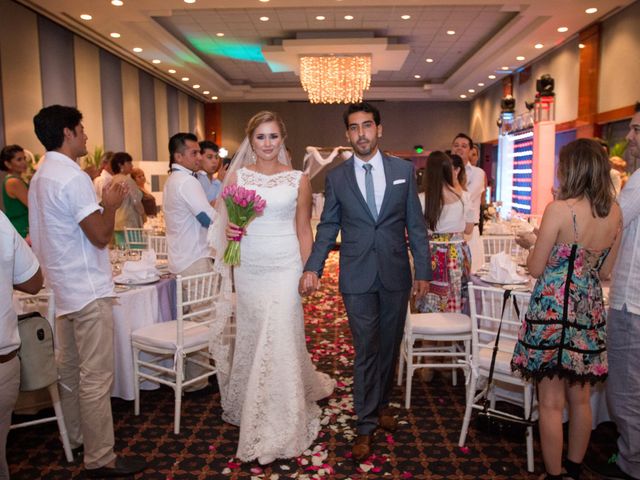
left=579, top=43, right=586, bottom=49
left=152, top=59, right=161, bottom=64
left=557, top=26, right=569, bottom=33
left=477, top=82, right=485, bottom=87
left=211, top=96, right=218, bottom=100
left=111, top=0, right=123, bottom=6
left=425, top=58, right=434, bottom=63
left=259, top=16, right=269, bottom=21
left=460, top=94, right=467, bottom=99
left=216, top=32, right=225, bottom=37
left=468, top=89, right=475, bottom=93
left=401, top=15, right=411, bottom=20
left=488, top=74, right=496, bottom=79
left=316, top=15, right=326, bottom=21
left=344, top=15, right=354, bottom=20
left=193, top=84, right=200, bottom=89
left=585, top=7, right=598, bottom=14
left=259, top=0, right=270, bottom=2
left=501, top=66, right=509, bottom=70
left=181, top=77, right=189, bottom=81
left=446, top=30, right=456, bottom=35
left=133, top=47, right=142, bottom=53
left=184, top=0, right=196, bottom=3
left=80, top=14, right=92, bottom=21
left=516, top=55, right=525, bottom=61
left=110, top=32, right=121, bottom=38
left=203, top=90, right=210, bottom=95
left=414, top=74, right=421, bottom=79
left=168, top=69, right=176, bottom=74
left=534, top=43, right=544, bottom=49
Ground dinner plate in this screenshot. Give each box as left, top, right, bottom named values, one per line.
left=479, top=274, right=529, bottom=286
left=113, top=274, right=160, bottom=285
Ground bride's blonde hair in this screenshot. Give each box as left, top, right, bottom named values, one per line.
left=245, top=111, right=287, bottom=141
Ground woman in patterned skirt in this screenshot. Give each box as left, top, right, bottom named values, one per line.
left=416, top=151, right=474, bottom=313
left=511, top=139, right=622, bottom=480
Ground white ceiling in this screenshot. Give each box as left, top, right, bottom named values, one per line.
left=18, top=0, right=636, bottom=102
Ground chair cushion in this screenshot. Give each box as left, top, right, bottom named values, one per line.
left=410, top=312, right=471, bottom=335
left=131, top=320, right=210, bottom=350
left=478, top=339, right=517, bottom=375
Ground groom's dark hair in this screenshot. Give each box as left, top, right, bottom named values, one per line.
left=343, top=102, right=381, bottom=128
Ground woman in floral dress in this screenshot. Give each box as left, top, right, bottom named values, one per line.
left=511, top=139, right=622, bottom=480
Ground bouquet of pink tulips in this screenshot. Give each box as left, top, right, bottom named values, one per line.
left=221, top=184, right=267, bottom=265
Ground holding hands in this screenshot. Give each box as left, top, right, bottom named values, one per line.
left=299, top=271, right=320, bottom=297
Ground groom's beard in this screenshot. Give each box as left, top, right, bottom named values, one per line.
left=353, top=136, right=377, bottom=157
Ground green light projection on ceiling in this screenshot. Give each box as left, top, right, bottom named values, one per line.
left=188, top=36, right=288, bottom=72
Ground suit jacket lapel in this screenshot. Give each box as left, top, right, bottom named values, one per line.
left=376, top=154, right=394, bottom=221
left=344, top=156, right=377, bottom=222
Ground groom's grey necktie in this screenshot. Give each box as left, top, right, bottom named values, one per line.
left=362, top=163, right=378, bottom=220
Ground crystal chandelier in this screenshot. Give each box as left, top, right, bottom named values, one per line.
left=299, top=55, right=371, bottom=104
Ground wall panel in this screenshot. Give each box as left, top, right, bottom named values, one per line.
left=74, top=37, right=104, bottom=151
left=121, top=61, right=142, bottom=160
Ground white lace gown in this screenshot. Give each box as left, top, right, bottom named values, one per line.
left=225, top=168, right=335, bottom=463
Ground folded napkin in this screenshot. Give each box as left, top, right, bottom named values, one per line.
left=487, top=252, right=527, bottom=283
left=115, top=250, right=160, bottom=283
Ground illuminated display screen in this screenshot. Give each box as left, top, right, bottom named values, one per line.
left=510, top=128, right=533, bottom=213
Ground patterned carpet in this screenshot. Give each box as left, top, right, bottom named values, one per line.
left=8, top=251, right=617, bottom=479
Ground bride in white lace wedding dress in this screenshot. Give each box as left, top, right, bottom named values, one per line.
left=209, top=111, right=334, bottom=465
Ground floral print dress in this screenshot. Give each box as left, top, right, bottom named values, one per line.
left=511, top=204, right=611, bottom=384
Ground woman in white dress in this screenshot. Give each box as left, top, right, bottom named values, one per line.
left=209, top=111, right=334, bottom=465
left=417, top=151, right=474, bottom=313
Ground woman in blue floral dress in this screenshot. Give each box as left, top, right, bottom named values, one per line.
left=511, top=139, right=622, bottom=480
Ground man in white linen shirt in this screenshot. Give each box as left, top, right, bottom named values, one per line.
left=30, top=105, right=145, bottom=478
left=163, top=132, right=217, bottom=390
left=592, top=102, right=640, bottom=480
left=452, top=133, right=486, bottom=272
left=0, top=211, right=42, bottom=479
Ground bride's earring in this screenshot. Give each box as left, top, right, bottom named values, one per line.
left=251, top=150, right=256, bottom=162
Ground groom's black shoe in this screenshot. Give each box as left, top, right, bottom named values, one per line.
left=378, top=407, right=397, bottom=432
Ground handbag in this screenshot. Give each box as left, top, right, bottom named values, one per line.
left=17, top=312, right=58, bottom=391
left=475, top=289, right=535, bottom=438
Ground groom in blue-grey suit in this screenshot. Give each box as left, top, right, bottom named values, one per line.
left=300, top=102, right=431, bottom=461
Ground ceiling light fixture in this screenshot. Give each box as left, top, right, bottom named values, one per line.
left=460, top=94, right=467, bottom=99
left=216, top=32, right=225, bottom=37
left=259, top=0, right=270, bottom=2
left=152, top=59, right=161, bottom=64
left=80, top=14, right=92, bottom=21
left=300, top=55, right=371, bottom=104
left=585, top=7, right=598, bottom=14
left=477, top=82, right=485, bottom=87
left=468, top=89, right=475, bottom=93
left=203, top=90, right=210, bottom=94
left=184, top=0, right=196, bottom=3
left=425, top=58, right=434, bottom=63
left=488, top=74, right=496, bottom=79
left=316, top=15, right=326, bottom=21
left=579, top=43, right=586, bottom=49
left=446, top=30, right=456, bottom=35
left=344, top=15, right=354, bottom=20
left=259, top=16, right=269, bottom=21
left=211, top=96, right=218, bottom=100
left=501, top=66, right=509, bottom=70
left=557, top=26, right=568, bottom=33
left=193, top=84, right=200, bottom=89
left=168, top=69, right=176, bottom=73
left=414, top=74, right=421, bottom=79
left=110, top=32, right=121, bottom=38
left=111, top=0, right=123, bottom=6
left=516, top=55, right=525, bottom=61
left=401, top=15, right=411, bottom=20
left=181, top=77, right=189, bottom=81
left=133, top=47, right=142, bottom=53
left=534, top=43, right=544, bottom=49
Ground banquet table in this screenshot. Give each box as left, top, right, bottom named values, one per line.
left=470, top=274, right=611, bottom=429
